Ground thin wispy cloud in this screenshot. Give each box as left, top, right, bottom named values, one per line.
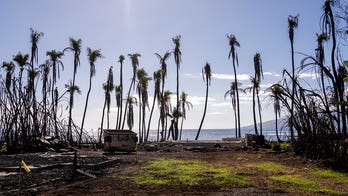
left=264, top=72, right=282, bottom=77
left=185, top=72, right=251, bottom=81
left=298, top=72, right=319, bottom=79
left=187, top=96, right=217, bottom=106
left=212, top=73, right=250, bottom=81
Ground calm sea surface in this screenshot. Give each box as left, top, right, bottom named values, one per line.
left=147, top=128, right=290, bottom=141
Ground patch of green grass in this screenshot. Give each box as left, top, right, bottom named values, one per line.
left=255, top=162, right=287, bottom=172
left=311, top=168, right=348, bottom=184
left=236, top=156, right=248, bottom=161
left=132, top=158, right=248, bottom=189
left=269, top=175, right=342, bottom=195
left=135, top=176, right=170, bottom=185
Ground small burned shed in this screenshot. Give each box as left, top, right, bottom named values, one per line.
left=103, top=129, right=137, bottom=152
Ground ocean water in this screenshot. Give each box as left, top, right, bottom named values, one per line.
left=147, top=128, right=290, bottom=142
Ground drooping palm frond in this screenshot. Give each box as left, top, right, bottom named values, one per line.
left=87, top=48, right=103, bottom=78
left=202, top=63, right=212, bottom=85
left=46, top=50, right=64, bottom=84
left=64, top=38, right=82, bottom=79
left=288, top=15, right=299, bottom=43
left=2, top=61, right=15, bottom=90
left=13, top=52, right=30, bottom=71
left=155, top=51, right=171, bottom=82
left=172, top=35, right=182, bottom=68
left=29, top=28, right=44, bottom=65
left=227, top=34, right=240, bottom=64
left=253, top=53, right=263, bottom=82
left=180, top=91, right=193, bottom=119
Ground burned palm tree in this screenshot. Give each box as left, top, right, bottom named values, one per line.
left=161, top=90, right=172, bottom=141
left=136, top=68, right=151, bottom=143
left=99, top=67, right=114, bottom=144
left=147, top=70, right=162, bottom=141
left=126, top=96, right=137, bottom=132
left=322, top=0, right=347, bottom=139
left=225, top=81, right=241, bottom=138
left=172, top=35, right=182, bottom=140
left=117, top=55, right=125, bottom=130
left=39, top=61, right=50, bottom=136
left=227, top=34, right=241, bottom=137
left=288, top=14, right=299, bottom=141
left=244, top=77, right=260, bottom=135
left=155, top=51, right=171, bottom=140
left=115, top=85, right=122, bottom=130
left=65, top=81, right=81, bottom=141
left=27, top=68, right=40, bottom=137
left=121, top=53, right=141, bottom=130
left=2, top=62, right=15, bottom=92
left=195, top=63, right=212, bottom=140
left=266, top=83, right=284, bottom=142
left=46, top=50, right=64, bottom=137
left=254, top=53, right=263, bottom=135
left=106, top=67, right=114, bottom=131
left=80, top=48, right=102, bottom=144
left=64, top=37, right=82, bottom=143
left=179, top=91, right=192, bottom=140
left=29, top=28, right=44, bottom=135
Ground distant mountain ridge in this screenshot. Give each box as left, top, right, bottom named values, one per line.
left=240, top=118, right=288, bottom=132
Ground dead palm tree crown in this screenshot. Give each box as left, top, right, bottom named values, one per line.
left=29, top=28, right=44, bottom=67
left=12, top=53, right=29, bottom=93
left=13, top=53, right=30, bottom=79
left=2, top=61, right=15, bottom=91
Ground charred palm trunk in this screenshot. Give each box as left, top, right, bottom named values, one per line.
left=175, top=66, right=179, bottom=141
left=122, top=79, right=134, bottom=130
left=80, top=76, right=92, bottom=144
left=233, top=63, right=241, bottom=137
left=257, top=88, right=262, bottom=135
left=142, top=103, right=146, bottom=142
left=99, top=98, right=107, bottom=144
left=327, top=4, right=344, bottom=152
left=275, top=111, right=281, bottom=142
left=147, top=93, right=157, bottom=142
left=195, top=80, right=209, bottom=140
left=118, top=63, right=123, bottom=130
left=253, top=86, right=258, bottom=135
left=138, top=97, right=142, bottom=143
left=290, top=38, right=296, bottom=142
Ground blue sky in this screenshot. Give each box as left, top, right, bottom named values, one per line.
left=0, top=0, right=340, bottom=135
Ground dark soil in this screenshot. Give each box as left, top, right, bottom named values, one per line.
left=0, top=144, right=346, bottom=195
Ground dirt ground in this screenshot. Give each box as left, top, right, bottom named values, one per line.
left=0, top=146, right=347, bottom=195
